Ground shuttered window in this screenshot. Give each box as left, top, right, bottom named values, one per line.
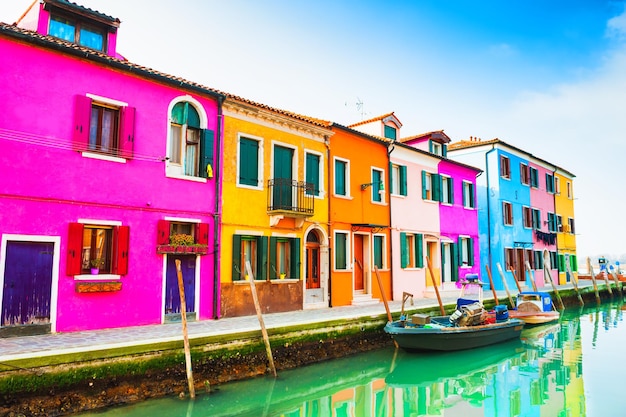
left=305, top=152, right=321, bottom=196
left=239, top=137, right=260, bottom=187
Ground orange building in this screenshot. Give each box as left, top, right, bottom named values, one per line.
left=328, top=122, right=392, bottom=306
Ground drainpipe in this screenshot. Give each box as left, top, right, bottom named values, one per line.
left=325, top=133, right=332, bottom=307
left=213, top=96, right=224, bottom=319
left=485, top=145, right=496, bottom=273
left=387, top=142, right=395, bottom=299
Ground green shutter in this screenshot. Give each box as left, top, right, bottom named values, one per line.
left=400, top=232, right=408, bottom=268
left=428, top=140, right=433, bottom=153
left=451, top=242, right=459, bottom=281
left=558, top=254, right=565, bottom=272
left=374, top=236, right=383, bottom=268
left=468, top=238, right=474, bottom=266
left=400, top=165, right=407, bottom=196
left=449, top=178, right=454, bottom=205
left=571, top=255, right=578, bottom=272
left=335, top=233, right=346, bottom=269
left=335, top=160, right=345, bottom=195
left=421, top=171, right=427, bottom=199
left=416, top=234, right=424, bottom=268
left=442, top=145, right=447, bottom=157
left=433, top=174, right=441, bottom=202
left=306, top=153, right=320, bottom=196
left=200, top=129, right=215, bottom=178
left=232, top=235, right=242, bottom=280
left=469, top=183, right=475, bottom=207
left=269, top=237, right=277, bottom=279
left=258, top=236, right=268, bottom=280
left=372, top=170, right=382, bottom=202
left=239, top=138, right=259, bottom=186
left=291, top=238, right=301, bottom=279
left=171, top=102, right=185, bottom=125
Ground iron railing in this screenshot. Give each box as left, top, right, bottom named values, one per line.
left=267, top=178, right=314, bottom=215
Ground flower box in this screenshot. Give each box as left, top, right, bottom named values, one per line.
left=156, top=245, right=208, bottom=255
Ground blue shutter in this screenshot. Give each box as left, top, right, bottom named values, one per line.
left=400, top=165, right=407, bottom=196
left=416, top=234, right=424, bottom=268
left=335, top=160, right=345, bottom=195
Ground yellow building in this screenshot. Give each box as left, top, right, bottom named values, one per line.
left=219, top=96, right=333, bottom=317
left=554, top=168, right=578, bottom=284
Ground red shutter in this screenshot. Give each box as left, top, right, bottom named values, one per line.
left=119, top=106, right=135, bottom=159
left=157, top=220, right=170, bottom=245
left=113, top=225, right=130, bottom=275
left=66, top=222, right=84, bottom=275
left=196, top=223, right=209, bottom=245
left=73, top=95, right=91, bottom=151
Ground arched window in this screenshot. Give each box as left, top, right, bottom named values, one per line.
left=169, top=101, right=214, bottom=178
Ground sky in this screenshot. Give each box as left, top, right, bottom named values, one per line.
left=2, top=0, right=626, bottom=265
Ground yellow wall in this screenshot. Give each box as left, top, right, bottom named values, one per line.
left=555, top=172, right=577, bottom=284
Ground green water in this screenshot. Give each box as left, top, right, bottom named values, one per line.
left=79, top=299, right=626, bottom=416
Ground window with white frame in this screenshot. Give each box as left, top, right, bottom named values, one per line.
left=238, top=135, right=261, bottom=187
left=459, top=236, right=474, bottom=266
left=169, top=101, right=213, bottom=178
left=462, top=181, right=475, bottom=208
left=390, top=164, right=407, bottom=196
left=532, top=208, right=541, bottom=230
left=421, top=171, right=439, bottom=201
left=441, top=175, right=453, bottom=205
left=500, top=156, right=510, bottom=179
left=522, top=206, right=532, bottom=228
left=373, top=235, right=385, bottom=269
left=370, top=168, right=385, bottom=203
left=400, top=232, right=423, bottom=268
left=530, top=167, right=539, bottom=188
left=334, top=158, right=349, bottom=197
left=503, top=201, right=513, bottom=225
left=520, top=163, right=530, bottom=185
left=334, top=231, right=349, bottom=270
left=305, top=151, right=322, bottom=196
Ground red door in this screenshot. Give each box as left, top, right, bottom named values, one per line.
left=354, top=235, right=364, bottom=291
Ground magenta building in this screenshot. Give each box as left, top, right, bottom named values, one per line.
left=0, top=0, right=223, bottom=333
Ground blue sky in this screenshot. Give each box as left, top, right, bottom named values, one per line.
left=3, top=0, right=626, bottom=264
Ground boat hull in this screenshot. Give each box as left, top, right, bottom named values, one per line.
left=384, top=317, right=525, bottom=352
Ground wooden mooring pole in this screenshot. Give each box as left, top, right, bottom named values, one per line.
left=426, top=257, right=446, bottom=315
left=510, top=267, right=523, bottom=293
left=374, top=266, right=398, bottom=348
left=484, top=265, right=499, bottom=305
left=586, top=257, right=601, bottom=304
left=525, top=261, right=538, bottom=292
left=175, top=259, right=195, bottom=399
left=566, top=260, right=584, bottom=306
left=496, top=263, right=515, bottom=309
left=542, top=251, right=564, bottom=311
left=609, top=265, right=624, bottom=297
left=245, top=261, right=277, bottom=377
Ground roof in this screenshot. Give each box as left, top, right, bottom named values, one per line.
left=347, top=112, right=402, bottom=128
left=41, top=0, right=120, bottom=27
left=399, top=130, right=451, bottom=144
left=0, top=21, right=330, bottom=129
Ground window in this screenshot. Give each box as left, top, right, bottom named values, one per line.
left=555, top=177, right=561, bottom=194
left=530, top=167, right=539, bottom=188
left=384, top=125, right=397, bottom=140
left=373, top=235, right=384, bottom=269
left=169, top=102, right=214, bottom=178
left=371, top=168, right=384, bottom=203
left=547, top=212, right=557, bottom=232
left=430, top=141, right=444, bottom=156
left=502, top=201, right=513, bottom=225
left=390, top=164, right=407, bottom=196
left=549, top=251, right=558, bottom=270
left=532, top=208, right=541, bottom=230
left=232, top=235, right=267, bottom=280
left=505, top=248, right=515, bottom=271
left=462, top=181, right=475, bottom=208
left=459, top=236, right=474, bottom=266
left=334, top=158, right=349, bottom=196
left=441, top=176, right=454, bottom=205
left=67, top=222, right=129, bottom=276
left=49, top=14, right=105, bottom=51
left=334, top=231, right=349, bottom=270
left=73, top=95, right=135, bottom=158
left=156, top=220, right=209, bottom=247
left=305, top=152, right=321, bottom=196
left=400, top=232, right=423, bottom=268
left=422, top=171, right=440, bottom=201
left=545, top=173, right=555, bottom=193
left=533, top=251, right=544, bottom=270
left=557, top=215, right=563, bottom=232
left=567, top=181, right=572, bottom=199
left=525, top=249, right=533, bottom=269
left=522, top=206, right=532, bottom=228
left=269, top=237, right=300, bottom=279
left=238, top=136, right=261, bottom=187
left=568, top=218, right=576, bottom=234
left=500, top=156, right=510, bottom=179
left=520, top=163, right=530, bottom=185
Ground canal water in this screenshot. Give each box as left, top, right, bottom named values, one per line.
left=79, top=299, right=626, bottom=417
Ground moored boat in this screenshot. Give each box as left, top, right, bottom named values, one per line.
left=509, top=291, right=560, bottom=325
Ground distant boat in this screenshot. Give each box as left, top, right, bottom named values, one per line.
left=505, top=291, right=560, bottom=325
left=384, top=275, right=525, bottom=352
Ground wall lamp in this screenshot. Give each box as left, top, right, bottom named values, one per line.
left=361, top=181, right=385, bottom=192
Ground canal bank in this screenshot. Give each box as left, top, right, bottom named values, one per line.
left=0, top=282, right=620, bottom=416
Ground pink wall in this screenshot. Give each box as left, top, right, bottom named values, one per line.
left=529, top=162, right=557, bottom=286
left=0, top=37, right=220, bottom=331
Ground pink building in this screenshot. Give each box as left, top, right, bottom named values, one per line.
left=0, top=0, right=222, bottom=333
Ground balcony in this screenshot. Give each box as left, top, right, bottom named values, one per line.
left=267, top=178, right=315, bottom=227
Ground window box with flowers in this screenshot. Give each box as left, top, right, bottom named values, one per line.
left=156, top=221, right=208, bottom=255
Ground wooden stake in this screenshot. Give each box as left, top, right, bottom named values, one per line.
left=175, top=259, right=195, bottom=399
left=426, top=257, right=446, bottom=315
left=602, top=267, right=613, bottom=296
left=510, top=267, right=523, bottom=293
left=374, top=266, right=398, bottom=348
left=566, top=259, right=584, bottom=306
left=587, top=257, right=601, bottom=304
left=484, top=265, right=499, bottom=305
left=609, top=265, right=624, bottom=297
left=524, top=261, right=538, bottom=292
left=496, top=263, right=515, bottom=309
left=542, top=253, right=564, bottom=311
left=245, top=261, right=277, bottom=377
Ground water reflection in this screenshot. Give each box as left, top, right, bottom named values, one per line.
left=79, top=299, right=626, bottom=416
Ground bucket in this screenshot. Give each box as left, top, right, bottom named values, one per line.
left=495, top=305, right=508, bottom=321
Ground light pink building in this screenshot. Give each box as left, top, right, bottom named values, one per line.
left=0, top=0, right=222, bottom=333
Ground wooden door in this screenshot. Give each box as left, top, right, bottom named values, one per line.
left=354, top=234, right=364, bottom=291
left=2, top=241, right=54, bottom=325
left=305, top=232, right=320, bottom=289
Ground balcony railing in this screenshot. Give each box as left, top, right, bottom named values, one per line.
left=267, top=178, right=314, bottom=215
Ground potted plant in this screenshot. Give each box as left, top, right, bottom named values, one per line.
left=90, top=258, right=104, bottom=275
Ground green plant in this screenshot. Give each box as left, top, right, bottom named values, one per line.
left=169, top=233, right=195, bottom=246
left=90, top=258, right=104, bottom=268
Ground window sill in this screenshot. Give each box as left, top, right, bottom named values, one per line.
left=74, top=274, right=121, bottom=281
left=82, top=151, right=126, bottom=164
left=166, top=171, right=207, bottom=183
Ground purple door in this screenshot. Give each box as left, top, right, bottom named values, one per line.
left=165, top=255, right=196, bottom=315
left=2, top=241, right=54, bottom=326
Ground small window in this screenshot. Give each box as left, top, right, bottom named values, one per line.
left=334, top=231, right=349, bottom=270
left=547, top=212, right=557, bottom=232
left=334, top=159, right=349, bottom=196
left=231, top=235, right=267, bottom=280
left=502, top=201, right=513, bottom=225
left=505, top=248, right=515, bottom=271
left=545, top=173, right=555, bottom=193
left=568, top=218, right=576, bottom=234
left=459, top=236, right=474, bottom=266
left=373, top=235, right=384, bottom=269
left=532, top=208, right=541, bottom=230
left=522, top=206, right=532, bottom=228
left=268, top=237, right=300, bottom=279
left=170, top=102, right=214, bottom=178
left=530, top=167, right=539, bottom=188
left=370, top=168, right=384, bottom=203
left=557, top=215, right=563, bottom=232
left=431, top=141, right=443, bottom=156
left=422, top=171, right=440, bottom=201
left=554, top=177, right=561, bottom=194
left=239, top=136, right=260, bottom=187
left=567, top=181, right=572, bottom=199
left=384, top=125, right=397, bottom=140
left=390, top=164, right=407, bottom=196
left=462, top=181, right=475, bottom=208
left=534, top=250, right=544, bottom=270
left=500, top=156, right=510, bottom=179
left=49, top=14, right=105, bottom=51
left=67, top=222, right=129, bottom=276
left=520, top=163, right=530, bottom=185
left=305, top=152, right=321, bottom=196
left=441, top=176, right=453, bottom=205
left=400, top=232, right=423, bottom=268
